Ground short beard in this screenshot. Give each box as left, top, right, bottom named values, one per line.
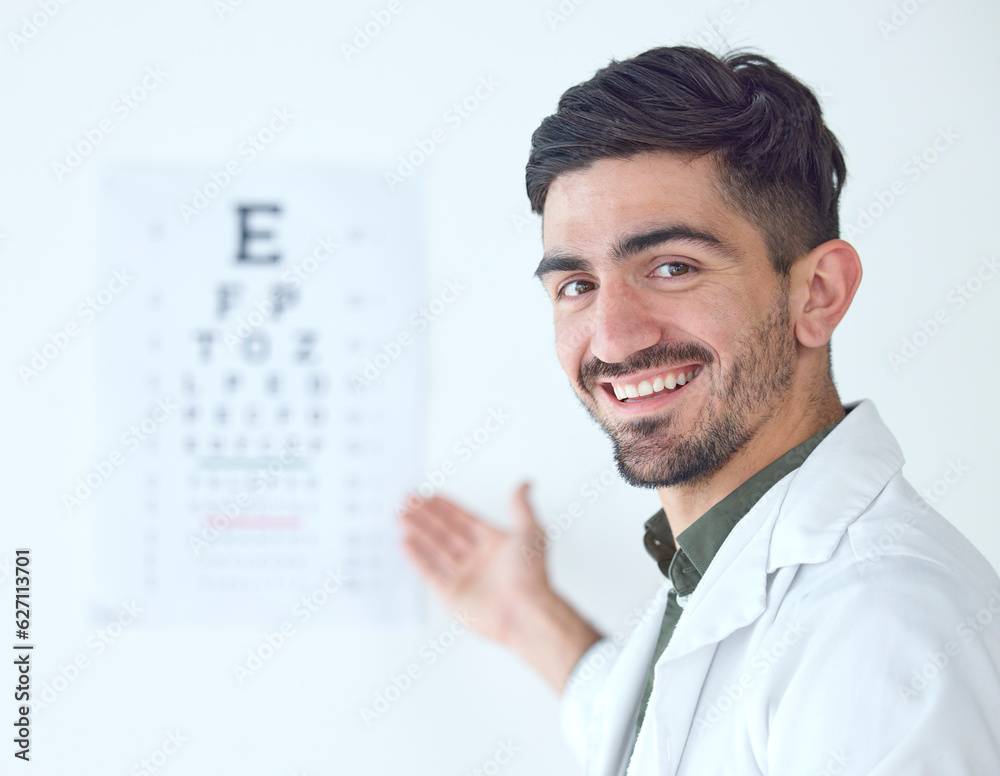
left=578, top=278, right=796, bottom=489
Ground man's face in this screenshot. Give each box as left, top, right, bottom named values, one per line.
left=537, top=152, right=800, bottom=488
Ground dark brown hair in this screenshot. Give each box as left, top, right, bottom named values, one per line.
left=525, top=46, right=846, bottom=274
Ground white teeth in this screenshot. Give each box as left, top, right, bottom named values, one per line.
left=612, top=366, right=701, bottom=401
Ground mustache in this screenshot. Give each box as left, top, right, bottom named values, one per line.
left=579, top=341, right=714, bottom=388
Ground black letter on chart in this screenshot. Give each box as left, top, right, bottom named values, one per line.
left=236, top=204, right=283, bottom=264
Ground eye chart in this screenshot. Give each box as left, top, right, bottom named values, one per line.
left=91, top=164, right=424, bottom=628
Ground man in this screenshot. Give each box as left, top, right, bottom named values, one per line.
left=398, top=46, right=1000, bottom=774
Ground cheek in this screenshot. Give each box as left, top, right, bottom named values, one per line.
left=705, top=302, right=743, bottom=348
left=702, top=296, right=770, bottom=370
left=669, top=297, right=742, bottom=371
left=553, top=315, right=590, bottom=379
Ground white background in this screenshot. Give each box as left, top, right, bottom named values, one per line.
left=1, top=0, right=998, bottom=774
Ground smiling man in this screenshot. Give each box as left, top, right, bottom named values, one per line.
left=537, top=152, right=844, bottom=523
left=399, top=47, right=1000, bottom=775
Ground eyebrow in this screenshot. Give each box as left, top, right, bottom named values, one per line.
left=533, top=224, right=742, bottom=281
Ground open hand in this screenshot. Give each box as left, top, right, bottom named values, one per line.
left=398, top=481, right=550, bottom=645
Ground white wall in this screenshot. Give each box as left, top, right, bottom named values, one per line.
left=2, top=0, right=998, bottom=773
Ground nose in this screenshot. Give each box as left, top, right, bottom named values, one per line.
left=588, top=278, right=662, bottom=365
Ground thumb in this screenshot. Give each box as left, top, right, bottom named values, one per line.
left=510, top=480, right=542, bottom=537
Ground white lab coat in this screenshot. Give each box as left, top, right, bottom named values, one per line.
left=560, top=399, right=1000, bottom=775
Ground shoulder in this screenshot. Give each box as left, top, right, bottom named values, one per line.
left=758, top=468, right=1000, bottom=690
left=784, top=470, right=1000, bottom=613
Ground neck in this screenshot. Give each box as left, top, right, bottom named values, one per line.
left=656, top=385, right=845, bottom=544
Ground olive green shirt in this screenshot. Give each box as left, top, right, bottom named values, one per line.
left=630, top=416, right=844, bottom=748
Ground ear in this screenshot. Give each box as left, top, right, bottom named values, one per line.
left=788, top=239, right=862, bottom=348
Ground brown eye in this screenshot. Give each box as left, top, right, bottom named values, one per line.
left=655, top=262, right=691, bottom=277
left=560, top=279, right=595, bottom=298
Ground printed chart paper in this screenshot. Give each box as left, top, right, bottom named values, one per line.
left=90, top=163, right=425, bottom=629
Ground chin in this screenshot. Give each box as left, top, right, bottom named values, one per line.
left=606, top=410, right=753, bottom=490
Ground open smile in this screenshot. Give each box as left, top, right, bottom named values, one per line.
left=598, top=364, right=703, bottom=410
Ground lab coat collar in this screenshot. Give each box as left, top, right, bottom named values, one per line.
left=661, top=398, right=904, bottom=662
left=768, top=398, right=905, bottom=570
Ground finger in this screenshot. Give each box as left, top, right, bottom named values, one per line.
left=400, top=506, right=471, bottom=569
left=406, top=497, right=480, bottom=551
left=400, top=493, right=497, bottom=547
left=401, top=531, right=455, bottom=590
left=428, top=495, right=486, bottom=545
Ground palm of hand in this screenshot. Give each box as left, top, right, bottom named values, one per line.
left=398, top=484, right=547, bottom=644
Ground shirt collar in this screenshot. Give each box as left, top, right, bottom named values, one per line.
left=642, top=415, right=846, bottom=587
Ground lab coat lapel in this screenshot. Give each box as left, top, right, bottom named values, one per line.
left=767, top=399, right=905, bottom=570
left=590, top=581, right=671, bottom=776
left=628, top=640, right=719, bottom=776
left=663, top=478, right=783, bottom=661
left=629, top=487, right=782, bottom=775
